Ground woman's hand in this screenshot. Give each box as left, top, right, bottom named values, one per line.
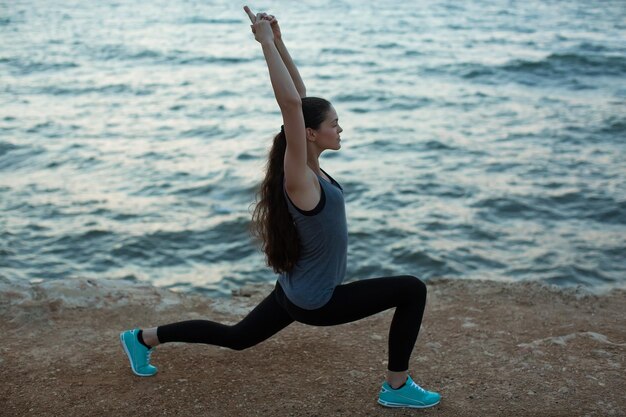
left=244, top=6, right=274, bottom=44
left=264, top=14, right=282, bottom=41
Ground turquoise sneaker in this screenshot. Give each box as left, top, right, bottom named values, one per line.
left=119, top=328, right=157, bottom=377
left=378, top=375, right=441, bottom=408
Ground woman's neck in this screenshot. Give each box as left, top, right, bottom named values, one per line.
left=307, top=156, right=321, bottom=176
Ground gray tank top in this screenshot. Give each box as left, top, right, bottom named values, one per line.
left=278, top=168, right=348, bottom=309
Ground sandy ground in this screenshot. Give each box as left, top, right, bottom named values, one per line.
left=0, top=277, right=624, bottom=416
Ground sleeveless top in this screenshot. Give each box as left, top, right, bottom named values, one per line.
left=277, top=168, right=348, bottom=310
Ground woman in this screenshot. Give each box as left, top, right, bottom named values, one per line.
left=119, top=6, right=440, bottom=409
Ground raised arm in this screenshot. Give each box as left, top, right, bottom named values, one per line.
left=245, top=6, right=309, bottom=190
left=266, top=15, right=307, bottom=98
left=245, top=8, right=300, bottom=107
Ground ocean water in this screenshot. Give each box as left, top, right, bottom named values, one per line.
left=1, top=0, right=625, bottom=298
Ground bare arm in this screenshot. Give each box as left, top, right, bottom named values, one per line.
left=253, top=12, right=307, bottom=99
left=261, top=41, right=301, bottom=107
left=245, top=7, right=300, bottom=106
left=245, top=6, right=309, bottom=190
left=274, top=39, right=306, bottom=98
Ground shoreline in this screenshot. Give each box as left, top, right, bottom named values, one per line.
left=1, top=276, right=624, bottom=416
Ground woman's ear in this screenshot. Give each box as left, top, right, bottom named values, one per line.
left=306, top=127, right=316, bottom=142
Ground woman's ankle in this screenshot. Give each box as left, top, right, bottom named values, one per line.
left=142, top=327, right=161, bottom=347
left=387, top=370, right=408, bottom=388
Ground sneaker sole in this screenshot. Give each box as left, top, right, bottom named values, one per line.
left=119, top=332, right=156, bottom=377
left=377, top=398, right=440, bottom=408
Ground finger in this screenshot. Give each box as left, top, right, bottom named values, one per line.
left=243, top=6, right=256, bottom=23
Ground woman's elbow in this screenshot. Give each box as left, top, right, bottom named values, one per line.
left=279, top=96, right=302, bottom=109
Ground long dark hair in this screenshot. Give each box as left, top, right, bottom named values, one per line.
left=249, top=97, right=331, bottom=274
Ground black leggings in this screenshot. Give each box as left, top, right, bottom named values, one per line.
left=156, top=275, right=427, bottom=372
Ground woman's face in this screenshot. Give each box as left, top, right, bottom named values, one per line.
left=309, top=106, right=343, bottom=151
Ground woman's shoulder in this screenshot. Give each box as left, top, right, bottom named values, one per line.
left=284, top=168, right=323, bottom=213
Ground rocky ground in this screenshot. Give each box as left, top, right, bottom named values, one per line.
left=0, top=276, right=624, bottom=416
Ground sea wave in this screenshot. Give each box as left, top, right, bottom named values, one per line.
left=0, top=141, right=19, bottom=157
left=423, top=52, right=626, bottom=87
left=0, top=57, right=79, bottom=75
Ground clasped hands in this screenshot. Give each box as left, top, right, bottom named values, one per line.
left=244, top=5, right=281, bottom=44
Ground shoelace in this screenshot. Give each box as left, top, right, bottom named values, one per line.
left=145, top=348, right=153, bottom=364
left=410, top=380, right=428, bottom=394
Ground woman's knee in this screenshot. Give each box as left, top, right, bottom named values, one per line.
left=228, top=336, right=254, bottom=351
left=401, top=275, right=427, bottom=300
left=224, top=325, right=255, bottom=351
left=230, top=341, right=251, bottom=351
